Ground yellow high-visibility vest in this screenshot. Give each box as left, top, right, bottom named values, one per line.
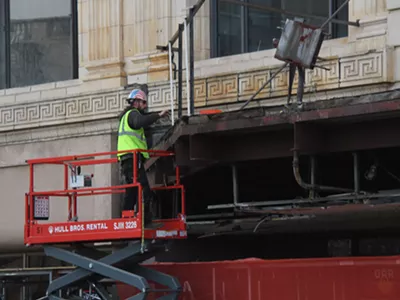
left=117, top=109, right=149, bottom=159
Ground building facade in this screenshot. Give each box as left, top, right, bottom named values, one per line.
left=0, top=0, right=396, bottom=254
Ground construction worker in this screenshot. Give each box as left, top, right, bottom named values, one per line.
left=118, top=86, right=169, bottom=225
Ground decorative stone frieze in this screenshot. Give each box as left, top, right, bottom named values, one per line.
left=0, top=47, right=394, bottom=133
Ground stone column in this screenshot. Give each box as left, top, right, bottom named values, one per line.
left=387, top=0, right=400, bottom=46
left=183, top=0, right=211, bottom=62
left=123, top=0, right=211, bottom=85
left=337, top=1, right=393, bottom=90
left=348, top=0, right=388, bottom=42
left=123, top=0, right=173, bottom=84
left=78, top=0, right=126, bottom=86
left=387, top=0, right=400, bottom=81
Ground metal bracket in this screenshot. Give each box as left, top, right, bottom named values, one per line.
left=44, top=241, right=182, bottom=300
left=156, top=45, right=179, bottom=52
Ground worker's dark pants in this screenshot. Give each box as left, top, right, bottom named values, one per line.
left=120, top=154, right=153, bottom=219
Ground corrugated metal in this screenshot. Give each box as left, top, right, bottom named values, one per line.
left=117, top=256, right=400, bottom=299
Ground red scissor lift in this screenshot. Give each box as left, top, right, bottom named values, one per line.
left=24, top=149, right=187, bottom=300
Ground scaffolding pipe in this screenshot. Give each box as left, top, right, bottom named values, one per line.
left=293, top=150, right=355, bottom=193
left=156, top=0, right=206, bottom=116
left=353, top=152, right=360, bottom=195
left=22, top=254, right=28, bottom=300
left=0, top=266, right=75, bottom=273
left=178, top=23, right=184, bottom=118
left=168, top=42, right=175, bottom=126
left=240, top=63, right=288, bottom=111
left=206, top=194, right=359, bottom=210
left=232, top=165, right=239, bottom=206
left=184, top=19, right=191, bottom=116
left=165, top=0, right=207, bottom=46
left=309, top=156, right=316, bottom=199
left=320, top=0, right=351, bottom=28
left=189, top=7, right=195, bottom=116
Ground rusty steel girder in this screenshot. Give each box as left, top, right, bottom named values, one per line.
left=169, top=116, right=400, bottom=167
left=146, top=92, right=400, bottom=175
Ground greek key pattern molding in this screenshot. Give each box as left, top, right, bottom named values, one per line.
left=0, top=50, right=390, bottom=132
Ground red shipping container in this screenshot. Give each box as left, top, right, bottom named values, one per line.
left=117, top=256, right=400, bottom=300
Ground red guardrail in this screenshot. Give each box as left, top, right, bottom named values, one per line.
left=24, top=149, right=187, bottom=246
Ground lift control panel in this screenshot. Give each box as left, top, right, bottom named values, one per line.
left=24, top=149, right=187, bottom=246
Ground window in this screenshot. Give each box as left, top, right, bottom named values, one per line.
left=0, top=0, right=78, bottom=90
left=0, top=1, right=7, bottom=89
left=211, top=0, right=349, bottom=58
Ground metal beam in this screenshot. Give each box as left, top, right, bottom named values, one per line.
left=46, top=242, right=147, bottom=294
left=89, top=281, right=112, bottom=300
left=178, top=116, right=400, bottom=167
left=240, top=63, right=288, bottom=111
left=189, top=7, right=195, bottom=116
left=175, top=138, right=212, bottom=167
left=181, top=97, right=400, bottom=139
left=44, top=245, right=150, bottom=294
left=292, top=150, right=355, bottom=194
left=42, top=241, right=182, bottom=300
left=293, top=123, right=325, bottom=154
left=232, top=165, right=239, bottom=206
left=128, top=265, right=181, bottom=298
left=0, top=270, right=53, bottom=278
left=353, top=152, right=360, bottom=195
left=189, top=134, right=222, bottom=161
left=294, top=118, right=400, bottom=154
left=188, top=130, right=293, bottom=163
left=321, top=0, right=351, bottom=28
left=146, top=92, right=400, bottom=170
left=0, top=266, right=74, bottom=274
left=178, top=23, right=184, bottom=118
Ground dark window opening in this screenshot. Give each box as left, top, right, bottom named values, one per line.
left=211, top=0, right=349, bottom=58
left=0, top=0, right=78, bottom=90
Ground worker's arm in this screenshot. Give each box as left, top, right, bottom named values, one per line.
left=127, top=110, right=160, bottom=130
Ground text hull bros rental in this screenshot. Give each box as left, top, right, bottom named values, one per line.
left=48, top=221, right=138, bottom=234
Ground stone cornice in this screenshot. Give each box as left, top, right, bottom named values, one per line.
left=0, top=119, right=118, bottom=148
left=0, top=47, right=394, bottom=133
left=0, top=115, right=173, bottom=147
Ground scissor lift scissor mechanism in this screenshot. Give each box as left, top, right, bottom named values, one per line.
left=24, top=149, right=187, bottom=300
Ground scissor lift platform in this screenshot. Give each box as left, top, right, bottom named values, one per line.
left=24, top=150, right=187, bottom=300
left=25, top=215, right=187, bottom=245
